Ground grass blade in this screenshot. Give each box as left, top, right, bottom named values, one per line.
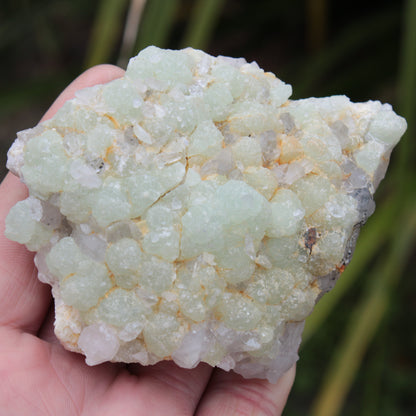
left=134, top=0, right=179, bottom=53
left=181, top=0, right=225, bottom=50
left=117, top=0, right=147, bottom=68
left=84, top=0, right=130, bottom=68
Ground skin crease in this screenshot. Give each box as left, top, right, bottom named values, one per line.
left=0, top=64, right=296, bottom=416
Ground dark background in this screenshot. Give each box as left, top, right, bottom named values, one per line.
left=1, top=1, right=415, bottom=414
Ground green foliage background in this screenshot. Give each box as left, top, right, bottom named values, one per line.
left=1, top=1, right=415, bottom=414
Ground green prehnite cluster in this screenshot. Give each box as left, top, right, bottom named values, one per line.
left=5, top=46, right=406, bottom=382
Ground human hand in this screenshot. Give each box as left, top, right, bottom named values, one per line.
left=0, top=65, right=295, bottom=416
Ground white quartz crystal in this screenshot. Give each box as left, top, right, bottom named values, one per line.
left=5, top=46, right=406, bottom=383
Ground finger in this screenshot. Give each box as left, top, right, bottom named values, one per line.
left=195, top=365, right=296, bottom=416
left=0, top=64, right=125, bottom=334
left=126, top=361, right=213, bottom=415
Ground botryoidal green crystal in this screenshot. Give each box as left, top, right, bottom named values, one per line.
left=5, top=46, right=406, bottom=382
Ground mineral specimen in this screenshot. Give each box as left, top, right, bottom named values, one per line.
left=5, top=46, right=406, bottom=383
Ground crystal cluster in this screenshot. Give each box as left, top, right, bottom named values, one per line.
left=5, top=46, right=406, bottom=382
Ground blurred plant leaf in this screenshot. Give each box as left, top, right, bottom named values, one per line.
left=181, top=0, right=225, bottom=50
left=84, top=0, right=130, bottom=68
left=134, top=0, right=179, bottom=53
left=118, top=0, right=147, bottom=68
left=361, top=328, right=387, bottom=415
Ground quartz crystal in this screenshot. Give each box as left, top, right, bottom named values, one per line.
left=5, top=46, right=406, bottom=382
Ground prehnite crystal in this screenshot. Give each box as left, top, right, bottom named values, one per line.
left=5, top=46, right=406, bottom=382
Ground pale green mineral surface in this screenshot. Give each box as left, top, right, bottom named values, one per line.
left=5, top=46, right=406, bottom=382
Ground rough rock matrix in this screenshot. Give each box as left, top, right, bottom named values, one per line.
left=5, top=46, right=406, bottom=382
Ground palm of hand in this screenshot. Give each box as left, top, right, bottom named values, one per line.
left=0, top=65, right=295, bottom=416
